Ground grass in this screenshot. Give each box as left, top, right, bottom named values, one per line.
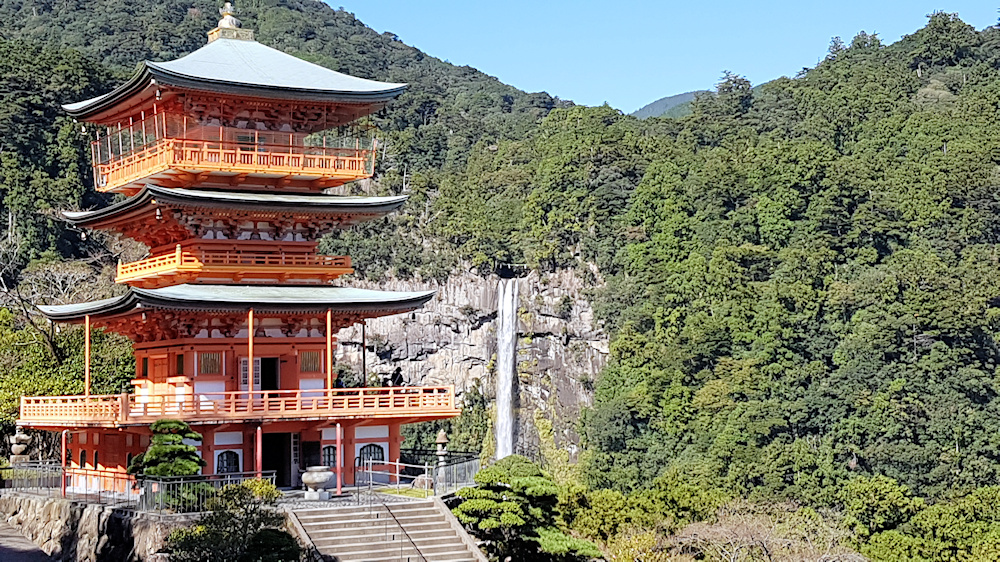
left=376, top=486, right=434, bottom=499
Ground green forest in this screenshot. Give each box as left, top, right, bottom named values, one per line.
left=2, top=1, right=1000, bottom=559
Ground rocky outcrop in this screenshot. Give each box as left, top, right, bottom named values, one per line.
left=0, top=492, right=188, bottom=561
left=334, top=269, right=608, bottom=455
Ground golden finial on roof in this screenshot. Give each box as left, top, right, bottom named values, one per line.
left=208, top=2, right=255, bottom=43
left=218, top=2, right=242, bottom=29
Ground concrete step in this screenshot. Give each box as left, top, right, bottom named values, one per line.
left=320, top=540, right=469, bottom=556
left=333, top=544, right=475, bottom=562
left=300, top=513, right=447, bottom=530
left=307, top=526, right=460, bottom=542
left=296, top=503, right=439, bottom=521
left=293, top=500, right=483, bottom=562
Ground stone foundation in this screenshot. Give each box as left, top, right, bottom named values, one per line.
left=0, top=492, right=192, bottom=561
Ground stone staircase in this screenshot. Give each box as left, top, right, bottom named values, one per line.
left=291, top=498, right=486, bottom=562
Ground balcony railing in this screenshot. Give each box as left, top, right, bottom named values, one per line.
left=19, top=386, right=459, bottom=427
left=93, top=137, right=376, bottom=193
left=115, top=245, right=353, bottom=286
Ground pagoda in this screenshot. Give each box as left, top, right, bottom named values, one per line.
left=17, top=4, right=460, bottom=490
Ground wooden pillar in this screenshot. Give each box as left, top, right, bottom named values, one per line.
left=84, top=315, right=91, bottom=397
left=202, top=427, right=215, bottom=476
left=255, top=425, right=263, bottom=477
left=248, top=308, right=254, bottom=391
left=61, top=430, right=68, bottom=498
left=335, top=422, right=343, bottom=496
left=326, top=309, right=333, bottom=389
left=361, top=322, right=366, bottom=384
left=388, top=423, right=401, bottom=484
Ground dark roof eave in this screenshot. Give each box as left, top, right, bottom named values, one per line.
left=148, top=66, right=407, bottom=104
left=62, top=65, right=152, bottom=120
left=36, top=287, right=435, bottom=323
left=133, top=290, right=435, bottom=314
left=36, top=293, right=138, bottom=322
left=63, top=63, right=408, bottom=120
left=62, top=186, right=410, bottom=226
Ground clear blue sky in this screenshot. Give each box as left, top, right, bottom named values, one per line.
left=332, top=1, right=997, bottom=113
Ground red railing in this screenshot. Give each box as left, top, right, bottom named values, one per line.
left=20, top=386, right=459, bottom=427
left=93, top=137, right=376, bottom=192
left=115, top=245, right=352, bottom=284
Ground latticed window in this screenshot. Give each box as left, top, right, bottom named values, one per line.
left=301, top=351, right=321, bottom=373
left=199, top=352, right=222, bottom=375
left=217, top=450, right=240, bottom=474
left=359, top=444, right=385, bottom=463
left=322, top=445, right=337, bottom=467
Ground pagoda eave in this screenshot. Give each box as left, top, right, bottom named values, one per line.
left=38, top=285, right=435, bottom=323
left=64, top=186, right=408, bottom=228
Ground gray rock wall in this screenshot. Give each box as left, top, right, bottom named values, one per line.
left=334, top=269, right=608, bottom=455
left=0, top=492, right=187, bottom=561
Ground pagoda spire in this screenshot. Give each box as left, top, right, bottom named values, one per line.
left=218, top=2, right=241, bottom=29
left=209, top=2, right=254, bottom=42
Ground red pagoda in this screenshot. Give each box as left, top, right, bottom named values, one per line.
left=17, top=5, right=459, bottom=490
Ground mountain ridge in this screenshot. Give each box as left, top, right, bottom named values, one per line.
left=630, top=89, right=707, bottom=119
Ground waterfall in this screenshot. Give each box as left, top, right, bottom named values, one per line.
left=495, top=278, right=518, bottom=460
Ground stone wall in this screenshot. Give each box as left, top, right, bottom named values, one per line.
left=0, top=492, right=189, bottom=561
left=334, top=268, right=608, bottom=456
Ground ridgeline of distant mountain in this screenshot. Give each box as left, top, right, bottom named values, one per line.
left=630, top=89, right=707, bottom=119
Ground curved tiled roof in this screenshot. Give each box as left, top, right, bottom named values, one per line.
left=63, top=38, right=407, bottom=119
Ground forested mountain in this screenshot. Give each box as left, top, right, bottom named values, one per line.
left=631, top=89, right=706, bottom=119
left=2, top=2, right=1000, bottom=559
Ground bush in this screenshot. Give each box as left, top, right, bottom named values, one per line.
left=453, top=455, right=599, bottom=561
left=165, top=479, right=299, bottom=562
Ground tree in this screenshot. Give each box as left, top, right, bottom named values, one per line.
left=453, top=455, right=600, bottom=561
left=128, top=419, right=206, bottom=476
left=166, top=479, right=300, bottom=562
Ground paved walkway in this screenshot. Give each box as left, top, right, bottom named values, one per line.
left=0, top=521, right=53, bottom=561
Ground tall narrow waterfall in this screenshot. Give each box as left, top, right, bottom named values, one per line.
left=495, top=278, right=518, bottom=460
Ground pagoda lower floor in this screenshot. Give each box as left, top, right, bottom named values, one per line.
left=20, top=407, right=456, bottom=488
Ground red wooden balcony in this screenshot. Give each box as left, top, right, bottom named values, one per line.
left=19, top=386, right=460, bottom=428
left=91, top=113, right=376, bottom=193
left=94, top=138, right=375, bottom=194
left=115, top=245, right=353, bottom=287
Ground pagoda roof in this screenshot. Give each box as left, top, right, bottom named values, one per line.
left=38, top=284, right=435, bottom=322
left=63, top=185, right=408, bottom=226
left=63, top=37, right=407, bottom=120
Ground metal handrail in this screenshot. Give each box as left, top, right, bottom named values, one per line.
left=364, top=458, right=428, bottom=562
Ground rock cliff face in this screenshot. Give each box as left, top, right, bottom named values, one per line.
left=334, top=269, right=608, bottom=455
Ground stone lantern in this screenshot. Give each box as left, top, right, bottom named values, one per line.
left=9, top=427, right=30, bottom=464
left=436, top=430, right=449, bottom=468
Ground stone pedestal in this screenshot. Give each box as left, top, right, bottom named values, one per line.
left=301, top=466, right=334, bottom=501
left=9, top=455, right=29, bottom=464
left=303, top=490, right=330, bottom=501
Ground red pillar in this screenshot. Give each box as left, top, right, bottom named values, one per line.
left=326, top=309, right=333, bottom=389
left=255, top=425, right=263, bottom=477
left=84, top=315, right=91, bottom=397
left=388, top=423, right=401, bottom=484
left=202, top=427, right=215, bottom=476
left=60, top=430, right=68, bottom=498
left=335, top=422, right=343, bottom=496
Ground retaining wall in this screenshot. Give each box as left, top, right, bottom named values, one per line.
left=0, top=492, right=193, bottom=561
